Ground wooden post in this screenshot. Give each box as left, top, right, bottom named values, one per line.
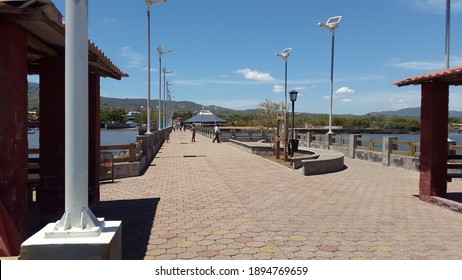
left=419, top=83, right=449, bottom=201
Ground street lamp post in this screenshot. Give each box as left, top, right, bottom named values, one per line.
left=318, top=16, right=342, bottom=134
left=275, top=48, right=292, bottom=112
left=289, top=90, right=299, bottom=158
left=146, top=0, right=168, bottom=134
left=276, top=48, right=292, bottom=161
left=163, top=67, right=173, bottom=128
left=157, top=44, right=172, bottom=129
left=166, top=81, right=174, bottom=127
left=445, top=0, right=451, bottom=69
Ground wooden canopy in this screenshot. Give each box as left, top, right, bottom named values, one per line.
left=0, top=0, right=128, bottom=79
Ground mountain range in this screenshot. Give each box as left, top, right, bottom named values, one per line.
left=28, top=82, right=462, bottom=117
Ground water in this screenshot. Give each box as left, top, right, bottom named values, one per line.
left=28, top=129, right=139, bottom=149
left=333, top=133, right=462, bottom=154
left=28, top=130, right=462, bottom=150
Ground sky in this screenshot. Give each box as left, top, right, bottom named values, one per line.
left=30, top=0, right=462, bottom=115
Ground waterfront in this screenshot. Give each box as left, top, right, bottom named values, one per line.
left=28, top=129, right=139, bottom=149
left=28, top=130, right=462, bottom=149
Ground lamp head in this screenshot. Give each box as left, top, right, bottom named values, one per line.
left=147, top=0, right=167, bottom=7
left=318, top=21, right=333, bottom=31
left=289, top=90, right=299, bottom=102
left=319, top=16, right=342, bottom=31
left=157, top=44, right=172, bottom=55
left=276, top=48, right=292, bottom=60
left=157, top=44, right=163, bottom=53
left=153, top=0, right=167, bottom=5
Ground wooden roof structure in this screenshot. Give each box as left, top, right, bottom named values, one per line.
left=0, top=0, right=128, bottom=79
left=393, top=65, right=462, bottom=202
left=394, top=66, right=462, bottom=86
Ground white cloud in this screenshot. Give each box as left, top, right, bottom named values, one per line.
left=391, top=61, right=443, bottom=71
left=235, top=68, right=275, bottom=81
left=341, top=99, right=354, bottom=103
left=387, top=56, right=462, bottom=71
left=335, top=87, right=355, bottom=94
left=119, top=47, right=144, bottom=68
left=273, top=85, right=284, bottom=93
left=410, top=0, right=462, bottom=14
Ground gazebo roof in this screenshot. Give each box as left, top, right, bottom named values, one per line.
left=394, top=66, right=462, bottom=87
left=186, top=110, right=226, bottom=124
left=0, top=0, right=128, bottom=80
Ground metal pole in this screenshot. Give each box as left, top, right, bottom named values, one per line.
left=445, top=0, right=451, bottom=69
left=146, top=6, right=152, bottom=134
left=163, top=68, right=166, bottom=128
left=159, top=54, right=162, bottom=129
left=62, top=0, right=100, bottom=231
left=328, top=29, right=335, bottom=134
left=292, top=100, right=295, bottom=140
left=284, top=59, right=288, bottom=112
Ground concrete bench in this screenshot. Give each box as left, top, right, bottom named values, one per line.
left=292, top=154, right=320, bottom=170
left=300, top=153, right=345, bottom=176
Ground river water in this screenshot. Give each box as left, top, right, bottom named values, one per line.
left=28, top=129, right=139, bottom=149
left=27, top=129, right=462, bottom=149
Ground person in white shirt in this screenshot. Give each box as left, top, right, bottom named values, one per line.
left=212, top=125, right=220, bottom=143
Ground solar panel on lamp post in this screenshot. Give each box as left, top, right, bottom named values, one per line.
left=318, top=16, right=342, bottom=135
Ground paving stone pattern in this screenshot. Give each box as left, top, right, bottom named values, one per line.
left=97, top=131, right=462, bottom=260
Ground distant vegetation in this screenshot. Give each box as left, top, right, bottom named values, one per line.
left=28, top=82, right=462, bottom=132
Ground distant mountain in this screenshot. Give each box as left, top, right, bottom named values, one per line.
left=29, top=83, right=462, bottom=118
left=368, top=107, right=462, bottom=118
left=368, top=107, right=421, bottom=117
left=100, top=97, right=241, bottom=115
left=27, top=82, right=243, bottom=114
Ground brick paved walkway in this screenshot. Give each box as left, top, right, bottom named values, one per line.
left=95, top=131, right=462, bottom=260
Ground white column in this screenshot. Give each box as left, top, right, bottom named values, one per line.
left=58, top=0, right=101, bottom=233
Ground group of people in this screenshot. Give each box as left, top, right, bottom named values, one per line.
left=172, top=124, right=187, bottom=131
left=190, top=124, right=221, bottom=143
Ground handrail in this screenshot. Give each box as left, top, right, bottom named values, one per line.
left=293, top=132, right=428, bottom=157
left=28, top=138, right=146, bottom=164
left=392, top=139, right=420, bottom=157
left=101, top=139, right=144, bottom=163
left=356, top=137, right=382, bottom=152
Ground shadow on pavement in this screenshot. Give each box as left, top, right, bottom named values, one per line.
left=446, top=192, right=462, bottom=204
left=93, top=198, right=160, bottom=260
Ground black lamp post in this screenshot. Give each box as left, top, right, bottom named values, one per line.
left=289, top=90, right=299, bottom=157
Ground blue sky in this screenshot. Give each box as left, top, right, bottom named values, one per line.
left=33, top=0, right=462, bottom=115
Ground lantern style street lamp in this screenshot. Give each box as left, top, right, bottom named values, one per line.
left=289, top=90, right=299, bottom=157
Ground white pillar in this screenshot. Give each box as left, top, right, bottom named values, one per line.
left=57, top=0, right=101, bottom=234
left=20, top=0, right=122, bottom=259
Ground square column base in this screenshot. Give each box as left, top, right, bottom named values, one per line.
left=19, top=220, right=122, bottom=260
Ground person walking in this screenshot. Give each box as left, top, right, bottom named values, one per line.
left=191, top=124, right=196, bottom=142
left=212, top=125, right=220, bottom=143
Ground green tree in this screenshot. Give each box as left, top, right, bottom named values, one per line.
left=100, top=108, right=127, bottom=124
left=256, top=99, right=281, bottom=129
